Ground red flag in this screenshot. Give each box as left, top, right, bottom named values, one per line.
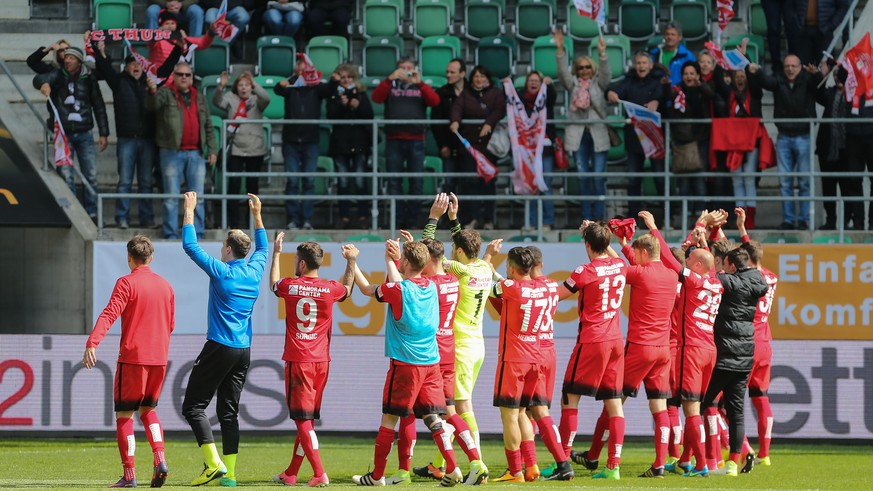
left=622, top=100, right=665, bottom=160
left=455, top=132, right=498, bottom=183
left=673, top=86, right=686, bottom=113
left=124, top=39, right=165, bottom=86
left=840, top=32, right=873, bottom=114
left=212, top=0, right=240, bottom=42
left=574, top=0, right=606, bottom=25
left=47, top=98, right=73, bottom=168
left=717, top=0, right=734, bottom=32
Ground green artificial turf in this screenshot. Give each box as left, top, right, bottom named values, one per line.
left=0, top=436, right=869, bottom=489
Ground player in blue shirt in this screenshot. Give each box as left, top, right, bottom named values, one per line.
left=180, top=191, right=268, bottom=486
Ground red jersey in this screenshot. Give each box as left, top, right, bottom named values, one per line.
left=753, top=268, right=778, bottom=342
left=563, top=257, right=627, bottom=344
left=669, top=282, right=682, bottom=346
left=624, top=260, right=678, bottom=346
left=87, top=266, right=175, bottom=365
left=430, top=273, right=460, bottom=366
left=676, top=268, right=724, bottom=348
left=273, top=276, right=348, bottom=363
left=493, top=278, right=550, bottom=363
left=534, top=276, right=559, bottom=357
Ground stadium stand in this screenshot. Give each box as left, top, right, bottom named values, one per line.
left=256, top=35, right=296, bottom=77
left=464, top=0, right=506, bottom=40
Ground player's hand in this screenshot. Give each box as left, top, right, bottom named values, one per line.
left=184, top=191, right=197, bottom=212
left=695, top=209, right=709, bottom=226
left=82, top=347, right=97, bottom=369
left=638, top=211, right=657, bottom=231
left=247, top=193, right=262, bottom=215
left=579, top=219, right=593, bottom=234
left=693, top=227, right=707, bottom=246
left=399, top=229, right=414, bottom=243
left=429, top=193, right=449, bottom=220
left=342, top=244, right=359, bottom=260
left=447, top=192, right=459, bottom=220
left=711, top=209, right=728, bottom=227
left=485, top=238, right=503, bottom=257
left=735, top=207, right=746, bottom=230
left=274, top=231, right=284, bottom=253
left=386, top=238, right=401, bottom=262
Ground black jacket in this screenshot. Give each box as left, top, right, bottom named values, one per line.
left=27, top=47, right=62, bottom=75
left=665, top=82, right=714, bottom=143
left=608, top=68, right=665, bottom=154
left=713, top=267, right=769, bottom=372
left=33, top=66, right=109, bottom=136
left=754, top=69, right=823, bottom=136
left=274, top=78, right=334, bottom=143
left=93, top=50, right=155, bottom=139
left=432, top=82, right=463, bottom=155
left=789, top=0, right=850, bottom=37
left=714, top=65, right=765, bottom=118
left=325, top=85, right=374, bottom=156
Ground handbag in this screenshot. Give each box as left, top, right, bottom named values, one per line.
left=606, top=125, right=622, bottom=148
left=486, top=121, right=510, bottom=158
left=671, top=141, right=703, bottom=173
left=554, top=136, right=569, bottom=170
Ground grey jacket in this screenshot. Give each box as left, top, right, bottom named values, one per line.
left=556, top=50, right=611, bottom=153
left=212, top=81, right=270, bottom=157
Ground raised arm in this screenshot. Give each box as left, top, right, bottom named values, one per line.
left=269, top=231, right=285, bottom=289
left=182, top=191, right=229, bottom=277
left=340, top=244, right=359, bottom=297
left=354, top=263, right=377, bottom=297
left=385, top=239, right=403, bottom=283
left=736, top=207, right=750, bottom=242
left=641, top=210, right=682, bottom=273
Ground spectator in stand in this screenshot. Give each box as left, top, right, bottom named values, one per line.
left=146, top=0, right=205, bottom=37
left=307, top=0, right=354, bottom=37
left=432, top=58, right=466, bottom=194
left=274, top=57, right=334, bottom=230
left=607, top=51, right=665, bottom=220
left=789, top=0, right=850, bottom=66
left=844, top=66, right=873, bottom=230
left=262, top=0, right=304, bottom=37
left=150, top=10, right=215, bottom=86
left=815, top=63, right=852, bottom=229
left=34, top=46, right=109, bottom=221
left=650, top=22, right=696, bottom=86
left=92, top=41, right=158, bottom=230
left=326, top=64, right=375, bottom=229
left=666, top=61, right=714, bottom=220
left=202, top=0, right=252, bottom=58
left=750, top=54, right=822, bottom=230
left=761, top=1, right=799, bottom=73
left=698, top=50, right=732, bottom=215
left=556, top=31, right=611, bottom=221
left=519, top=71, right=557, bottom=231
left=213, top=71, right=271, bottom=228
left=449, top=66, right=505, bottom=230
left=26, top=39, right=70, bottom=74
left=146, top=62, right=217, bottom=239
left=371, top=57, right=440, bottom=229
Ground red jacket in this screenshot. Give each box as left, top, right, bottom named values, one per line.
left=710, top=118, right=775, bottom=171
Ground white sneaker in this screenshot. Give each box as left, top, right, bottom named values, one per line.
left=464, top=460, right=489, bottom=485
left=439, top=467, right=463, bottom=487
left=302, top=221, right=314, bottom=230
left=287, top=221, right=298, bottom=230
left=352, top=472, right=386, bottom=486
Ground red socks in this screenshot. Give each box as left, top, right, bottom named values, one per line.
left=667, top=406, right=682, bottom=459
left=283, top=436, right=305, bottom=477
left=504, top=448, right=523, bottom=475
left=606, top=416, right=625, bottom=469
left=447, top=414, right=480, bottom=461
left=587, top=408, right=609, bottom=460
left=398, top=415, right=417, bottom=471
left=685, top=415, right=706, bottom=471
left=558, top=407, right=578, bottom=458
left=295, top=419, right=325, bottom=476
left=115, top=417, right=135, bottom=473
left=431, top=425, right=458, bottom=473
left=653, top=410, right=670, bottom=468
left=729, top=451, right=741, bottom=465
left=520, top=440, right=537, bottom=468
left=704, top=407, right=720, bottom=470
left=139, top=410, right=165, bottom=466
left=535, top=416, right=566, bottom=463
left=372, top=426, right=395, bottom=480
left=752, top=396, right=773, bottom=457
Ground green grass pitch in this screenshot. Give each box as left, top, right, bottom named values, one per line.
left=0, top=436, right=868, bottom=489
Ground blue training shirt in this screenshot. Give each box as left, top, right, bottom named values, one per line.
left=378, top=278, right=440, bottom=365
left=182, top=224, right=268, bottom=348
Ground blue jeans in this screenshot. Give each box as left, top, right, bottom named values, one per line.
left=527, top=153, right=555, bottom=226
left=732, top=148, right=759, bottom=208
left=205, top=6, right=250, bottom=41
left=146, top=3, right=204, bottom=36
left=116, top=137, right=155, bottom=225
left=160, top=149, right=206, bottom=239
left=58, top=131, right=99, bottom=216
left=576, top=130, right=608, bottom=219
left=334, top=153, right=369, bottom=219
left=262, top=8, right=303, bottom=37
left=776, top=134, right=811, bottom=225
left=283, top=142, right=319, bottom=224
left=385, top=139, right=425, bottom=225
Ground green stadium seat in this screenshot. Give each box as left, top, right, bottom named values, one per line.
left=531, top=35, right=572, bottom=79
left=516, top=0, right=556, bottom=42
left=418, top=36, right=461, bottom=78
left=618, top=0, right=659, bottom=41
left=592, top=35, right=631, bottom=81
left=464, top=0, right=505, bottom=40
left=363, top=37, right=404, bottom=77
left=193, top=39, right=229, bottom=78
left=422, top=75, right=448, bottom=87
left=762, top=235, right=800, bottom=244
left=201, top=74, right=227, bottom=119
left=361, top=0, right=404, bottom=38
left=670, top=0, right=710, bottom=42
left=306, top=36, right=348, bottom=78
left=563, top=234, right=584, bottom=242
left=257, top=35, right=296, bottom=78
left=513, top=75, right=527, bottom=90
left=425, top=126, right=440, bottom=156
left=505, top=235, right=545, bottom=242
left=94, top=0, right=133, bottom=30
left=413, top=0, right=454, bottom=39
left=725, top=35, right=765, bottom=65
left=347, top=234, right=384, bottom=242
left=748, top=0, right=767, bottom=37
left=253, top=75, right=286, bottom=120
left=476, top=35, right=517, bottom=79
left=567, top=0, right=607, bottom=40
left=812, top=235, right=853, bottom=244
left=293, top=233, right=333, bottom=242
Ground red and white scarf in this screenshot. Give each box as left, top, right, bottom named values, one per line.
left=572, top=78, right=591, bottom=110
left=47, top=98, right=73, bottom=167
left=228, top=97, right=249, bottom=134
left=504, top=79, right=548, bottom=195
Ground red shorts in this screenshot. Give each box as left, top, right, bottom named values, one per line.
left=382, top=361, right=446, bottom=418
left=114, top=363, right=166, bottom=412
left=562, top=338, right=624, bottom=401
left=440, top=363, right=456, bottom=406
left=493, top=360, right=548, bottom=408
left=622, top=343, right=672, bottom=399
left=285, top=361, right=329, bottom=420
left=673, top=344, right=716, bottom=402
left=533, top=347, right=556, bottom=408
left=748, top=341, right=772, bottom=397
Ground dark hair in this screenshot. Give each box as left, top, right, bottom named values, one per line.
left=681, top=60, right=701, bottom=77
left=396, top=56, right=415, bottom=68
left=740, top=240, right=763, bottom=265
left=507, top=247, right=535, bottom=275
left=583, top=222, right=613, bottom=254
left=297, top=242, right=324, bottom=270
left=127, top=235, right=154, bottom=263
left=226, top=230, right=252, bottom=259
left=452, top=229, right=482, bottom=260
left=403, top=241, right=429, bottom=272
left=670, top=247, right=686, bottom=269
left=710, top=239, right=734, bottom=261
left=526, top=245, right=543, bottom=266
left=448, top=58, right=466, bottom=72
left=725, top=248, right=751, bottom=269
left=420, top=237, right=444, bottom=262
left=469, top=65, right=493, bottom=84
